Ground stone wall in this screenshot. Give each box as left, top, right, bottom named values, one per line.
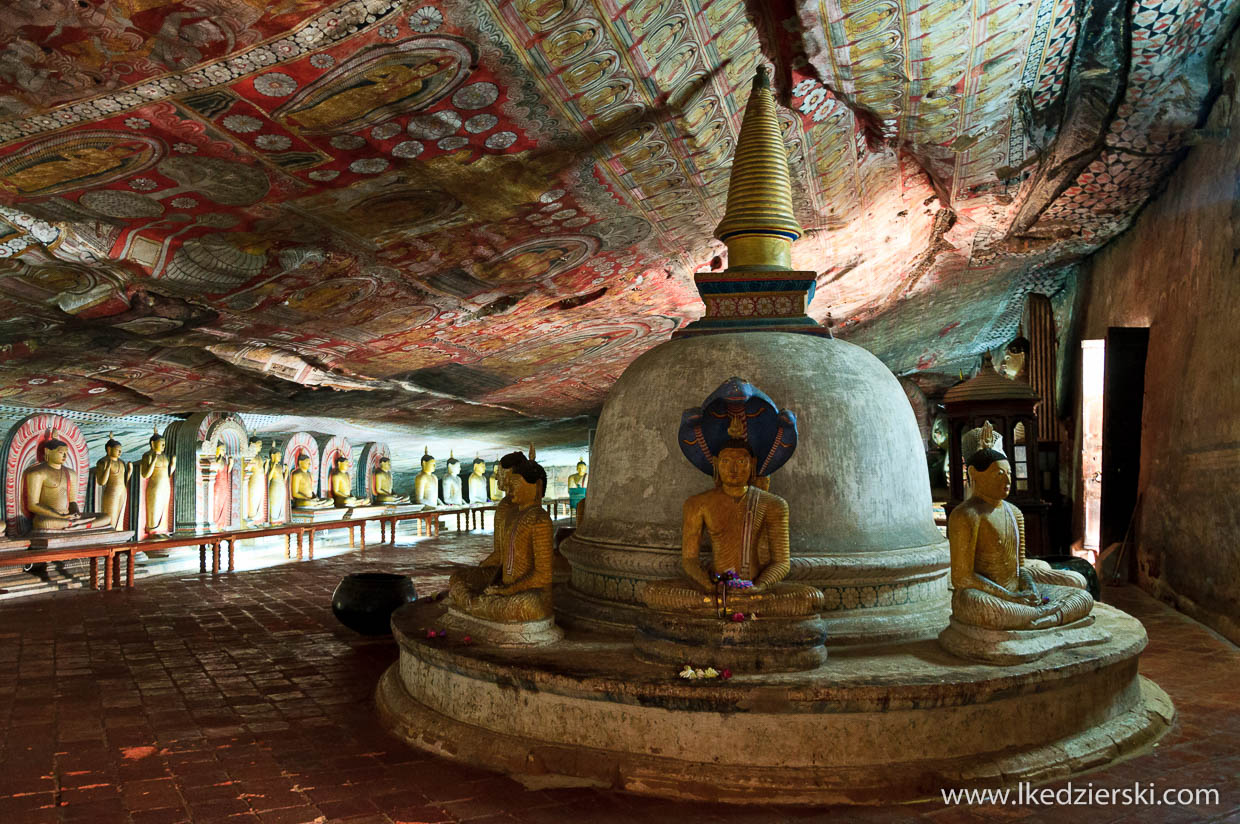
left=1079, top=41, right=1240, bottom=644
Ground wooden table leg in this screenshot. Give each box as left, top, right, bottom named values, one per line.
left=308, top=530, right=315, bottom=560
left=228, top=539, right=235, bottom=573
left=212, top=541, right=220, bottom=576
left=199, top=545, right=206, bottom=574
left=297, top=531, right=304, bottom=561
left=104, top=554, right=113, bottom=591
left=349, top=525, right=355, bottom=548
left=126, top=549, right=134, bottom=588
left=89, top=556, right=98, bottom=591
left=284, top=534, right=291, bottom=559
left=360, top=521, right=366, bottom=550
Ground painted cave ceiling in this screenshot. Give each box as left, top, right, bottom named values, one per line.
left=0, top=0, right=1234, bottom=448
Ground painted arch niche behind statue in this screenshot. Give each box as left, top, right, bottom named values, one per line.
left=1, top=414, right=90, bottom=538
left=200, top=414, right=248, bottom=532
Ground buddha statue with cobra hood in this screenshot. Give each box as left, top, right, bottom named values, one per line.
left=643, top=379, right=824, bottom=619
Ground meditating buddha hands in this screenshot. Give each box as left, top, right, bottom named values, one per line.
left=448, top=456, right=554, bottom=622
left=949, top=425, right=1092, bottom=631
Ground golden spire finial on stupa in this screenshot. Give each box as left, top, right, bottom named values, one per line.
left=713, top=64, right=802, bottom=271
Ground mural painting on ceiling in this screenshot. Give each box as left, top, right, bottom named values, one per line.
left=0, top=0, right=1229, bottom=430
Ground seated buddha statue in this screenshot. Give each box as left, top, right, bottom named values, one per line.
left=25, top=438, right=104, bottom=531
left=289, top=453, right=332, bottom=509
left=328, top=455, right=371, bottom=508
left=948, top=426, right=1093, bottom=631
left=489, top=450, right=527, bottom=555
left=467, top=457, right=488, bottom=503
left=441, top=452, right=464, bottom=505
left=449, top=458, right=554, bottom=622
left=372, top=457, right=410, bottom=504
left=566, top=458, right=588, bottom=490
left=643, top=428, right=824, bottom=618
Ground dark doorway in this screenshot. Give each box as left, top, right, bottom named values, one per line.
left=1101, top=327, right=1149, bottom=581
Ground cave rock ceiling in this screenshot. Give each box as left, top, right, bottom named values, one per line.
left=0, top=0, right=1233, bottom=440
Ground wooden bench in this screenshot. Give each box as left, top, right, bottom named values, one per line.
left=303, top=517, right=368, bottom=560
left=437, top=506, right=495, bottom=532
left=215, top=523, right=307, bottom=571
left=0, top=544, right=122, bottom=590
left=116, top=534, right=224, bottom=583
left=377, top=510, right=441, bottom=544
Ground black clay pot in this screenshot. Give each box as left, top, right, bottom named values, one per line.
left=1043, top=554, right=1102, bottom=601
left=331, top=572, right=416, bottom=636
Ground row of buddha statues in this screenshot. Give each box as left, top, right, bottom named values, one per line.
left=9, top=416, right=575, bottom=547
left=443, top=378, right=1097, bottom=667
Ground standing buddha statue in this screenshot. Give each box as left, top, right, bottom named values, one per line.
left=413, top=447, right=439, bottom=507
left=210, top=442, right=234, bottom=528
left=441, top=451, right=464, bottom=505
left=139, top=427, right=175, bottom=533
left=266, top=447, right=287, bottom=521
left=94, top=433, right=131, bottom=531
left=242, top=438, right=266, bottom=524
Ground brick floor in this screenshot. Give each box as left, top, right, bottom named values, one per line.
left=0, top=524, right=1236, bottom=823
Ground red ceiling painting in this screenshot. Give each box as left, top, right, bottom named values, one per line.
left=0, top=0, right=1233, bottom=441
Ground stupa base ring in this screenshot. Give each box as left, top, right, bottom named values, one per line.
left=377, top=600, right=1172, bottom=805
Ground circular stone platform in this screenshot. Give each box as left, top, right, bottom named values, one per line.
left=377, top=598, right=1173, bottom=805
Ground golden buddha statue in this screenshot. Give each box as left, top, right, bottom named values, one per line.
left=449, top=458, right=554, bottom=622
left=413, top=447, right=439, bottom=507
left=566, top=457, right=588, bottom=490
left=643, top=418, right=824, bottom=618
left=25, top=436, right=104, bottom=531
left=93, top=434, right=130, bottom=531
left=266, top=448, right=287, bottom=521
left=289, top=453, right=332, bottom=509
left=467, top=456, right=488, bottom=503
left=373, top=457, right=410, bottom=504
left=490, top=450, right=528, bottom=556
left=242, top=438, right=266, bottom=524
left=328, top=455, right=371, bottom=508
left=441, top=451, right=464, bottom=506
left=139, top=427, right=175, bottom=533
left=948, top=425, right=1093, bottom=631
